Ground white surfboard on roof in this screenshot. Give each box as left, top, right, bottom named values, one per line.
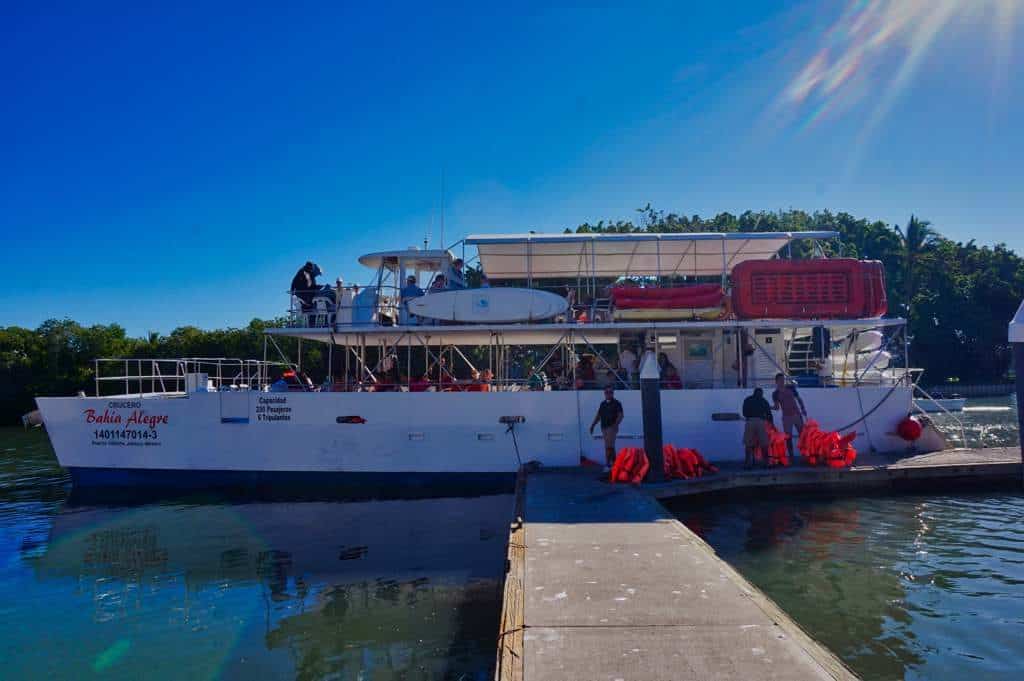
left=407, top=287, right=568, bottom=323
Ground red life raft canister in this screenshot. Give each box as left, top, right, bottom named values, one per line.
left=731, top=258, right=887, bottom=320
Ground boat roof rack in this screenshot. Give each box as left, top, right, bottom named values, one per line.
left=464, top=231, right=839, bottom=280
left=357, top=249, right=454, bottom=270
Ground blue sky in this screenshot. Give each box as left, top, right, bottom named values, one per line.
left=3, top=1, right=1023, bottom=335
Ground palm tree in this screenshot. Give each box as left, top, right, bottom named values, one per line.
left=895, top=215, right=938, bottom=317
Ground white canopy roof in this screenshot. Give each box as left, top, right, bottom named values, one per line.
left=465, top=231, right=838, bottom=280
left=357, top=249, right=453, bottom=271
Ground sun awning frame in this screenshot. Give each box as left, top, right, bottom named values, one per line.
left=464, top=231, right=839, bottom=280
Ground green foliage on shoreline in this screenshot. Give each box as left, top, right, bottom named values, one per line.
left=0, top=319, right=327, bottom=424
left=2, top=208, right=1021, bottom=424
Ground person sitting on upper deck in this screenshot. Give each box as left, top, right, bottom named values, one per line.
left=449, top=259, right=466, bottom=289
left=401, top=275, right=424, bottom=301
left=429, top=274, right=447, bottom=293
left=290, top=261, right=323, bottom=307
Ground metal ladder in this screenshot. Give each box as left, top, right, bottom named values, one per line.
left=786, top=333, right=817, bottom=375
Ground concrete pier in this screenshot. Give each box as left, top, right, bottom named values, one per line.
left=496, top=447, right=1021, bottom=680
left=496, top=469, right=857, bottom=680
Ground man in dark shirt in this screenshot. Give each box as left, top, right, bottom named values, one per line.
left=290, top=261, right=323, bottom=307
left=590, top=386, right=624, bottom=470
left=741, top=387, right=772, bottom=468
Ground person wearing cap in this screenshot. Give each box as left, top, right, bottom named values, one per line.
left=290, top=261, right=323, bottom=307
left=449, top=258, right=466, bottom=289
left=589, top=386, right=624, bottom=471
left=400, top=274, right=425, bottom=325
left=401, top=275, right=424, bottom=301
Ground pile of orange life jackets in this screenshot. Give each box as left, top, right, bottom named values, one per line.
left=798, top=419, right=857, bottom=468
left=752, top=424, right=790, bottom=467
left=611, top=445, right=721, bottom=484
left=662, top=444, right=719, bottom=480
left=609, top=447, right=650, bottom=484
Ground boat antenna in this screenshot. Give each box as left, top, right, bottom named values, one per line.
left=439, top=169, right=446, bottom=250
left=426, top=207, right=432, bottom=250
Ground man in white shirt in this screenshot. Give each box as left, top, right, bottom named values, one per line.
left=618, top=346, right=637, bottom=388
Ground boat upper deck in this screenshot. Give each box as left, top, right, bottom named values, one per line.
left=267, top=317, right=907, bottom=346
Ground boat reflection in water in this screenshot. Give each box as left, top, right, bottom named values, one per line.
left=29, top=494, right=513, bottom=680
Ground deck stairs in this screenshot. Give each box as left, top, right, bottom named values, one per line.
left=786, top=332, right=817, bottom=375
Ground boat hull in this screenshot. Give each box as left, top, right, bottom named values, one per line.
left=37, top=387, right=916, bottom=487
left=66, top=466, right=515, bottom=496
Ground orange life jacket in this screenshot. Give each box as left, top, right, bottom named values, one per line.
left=799, top=420, right=856, bottom=468
left=610, top=447, right=650, bottom=484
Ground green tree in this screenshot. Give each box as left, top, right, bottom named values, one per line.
left=894, top=215, right=939, bottom=319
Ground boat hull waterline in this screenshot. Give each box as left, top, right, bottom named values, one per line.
left=37, top=388, right=915, bottom=487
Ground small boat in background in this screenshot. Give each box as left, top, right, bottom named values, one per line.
left=914, top=392, right=967, bottom=413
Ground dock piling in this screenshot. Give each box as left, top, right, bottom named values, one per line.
left=1010, top=299, right=1024, bottom=486
left=639, top=350, right=665, bottom=482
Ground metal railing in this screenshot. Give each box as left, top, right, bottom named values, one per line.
left=911, top=382, right=968, bottom=447
left=93, top=358, right=286, bottom=398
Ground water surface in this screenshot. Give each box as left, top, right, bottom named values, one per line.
left=929, top=395, right=1019, bottom=449
left=0, top=428, right=510, bottom=680
left=674, top=493, right=1024, bottom=680
left=672, top=395, right=1022, bottom=680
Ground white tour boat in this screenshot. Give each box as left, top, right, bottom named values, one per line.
left=35, top=231, right=930, bottom=490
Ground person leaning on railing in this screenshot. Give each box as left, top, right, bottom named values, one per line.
left=290, top=261, right=322, bottom=307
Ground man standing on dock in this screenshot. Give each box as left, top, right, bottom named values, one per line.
left=590, top=386, right=624, bottom=471
left=742, top=387, right=772, bottom=468
left=772, top=373, right=807, bottom=462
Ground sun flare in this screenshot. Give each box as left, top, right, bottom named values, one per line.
left=782, top=0, right=1021, bottom=130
